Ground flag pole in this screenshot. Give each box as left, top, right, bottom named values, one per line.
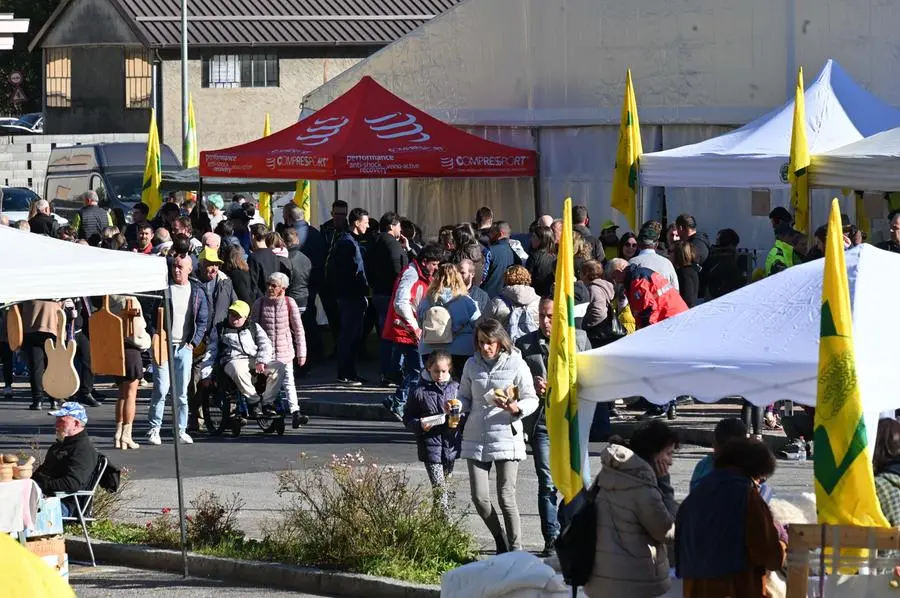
left=180, top=0, right=189, bottom=163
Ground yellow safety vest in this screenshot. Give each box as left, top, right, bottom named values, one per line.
left=765, top=239, right=797, bottom=276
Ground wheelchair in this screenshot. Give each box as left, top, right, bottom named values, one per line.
left=201, top=366, right=288, bottom=437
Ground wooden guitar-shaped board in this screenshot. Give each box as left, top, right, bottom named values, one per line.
left=6, top=304, right=22, bottom=351
left=89, top=296, right=125, bottom=377
left=151, top=307, right=167, bottom=366
left=43, top=308, right=80, bottom=400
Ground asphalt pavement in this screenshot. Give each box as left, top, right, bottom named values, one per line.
left=70, top=564, right=336, bottom=597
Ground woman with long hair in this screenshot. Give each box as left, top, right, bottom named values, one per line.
left=109, top=295, right=151, bottom=450
left=526, top=226, right=557, bottom=298
left=618, top=232, right=638, bottom=260
left=417, top=263, right=480, bottom=375
left=672, top=240, right=700, bottom=308
left=450, top=224, right=487, bottom=287
left=222, top=244, right=254, bottom=304
left=458, top=318, right=538, bottom=553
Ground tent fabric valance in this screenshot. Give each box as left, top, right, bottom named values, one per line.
left=576, top=244, right=898, bottom=416
left=639, top=60, right=900, bottom=188
left=810, top=126, right=900, bottom=190
left=161, top=167, right=298, bottom=193
left=199, top=76, right=537, bottom=181
left=0, top=226, right=168, bottom=304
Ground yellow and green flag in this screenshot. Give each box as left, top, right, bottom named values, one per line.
left=141, top=109, right=162, bottom=219
left=611, top=68, right=643, bottom=231
left=294, top=179, right=311, bottom=221
left=789, top=68, right=810, bottom=234
left=185, top=93, right=199, bottom=169
left=258, top=113, right=272, bottom=228
left=547, top=197, right=583, bottom=504
left=814, top=198, right=888, bottom=527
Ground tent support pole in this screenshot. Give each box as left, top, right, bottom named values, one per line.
left=532, top=128, right=541, bottom=218
left=162, top=286, right=189, bottom=578
left=333, top=180, right=339, bottom=206
left=393, top=178, right=399, bottom=213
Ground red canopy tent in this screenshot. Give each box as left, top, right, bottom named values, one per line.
left=199, top=76, right=537, bottom=181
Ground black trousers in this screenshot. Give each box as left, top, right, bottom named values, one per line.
left=741, top=400, right=763, bottom=435
left=300, top=293, right=324, bottom=367
left=74, top=331, right=94, bottom=397
left=0, top=341, right=13, bottom=388
left=23, top=332, right=54, bottom=403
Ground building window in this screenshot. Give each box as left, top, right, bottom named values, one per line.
left=124, top=48, right=152, bottom=108
left=45, top=48, right=71, bottom=108
left=201, top=53, right=279, bottom=88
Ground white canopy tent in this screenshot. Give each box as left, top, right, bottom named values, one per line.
left=0, top=226, right=167, bottom=303
left=577, top=244, right=896, bottom=414
left=810, top=126, right=900, bottom=191
left=640, top=60, right=900, bottom=188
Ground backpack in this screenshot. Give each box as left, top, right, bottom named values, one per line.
left=555, top=482, right=601, bottom=588
left=98, top=455, right=122, bottom=493
left=422, top=302, right=454, bottom=345
left=502, top=297, right=538, bottom=342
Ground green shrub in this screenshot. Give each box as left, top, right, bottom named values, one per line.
left=143, top=508, right=181, bottom=548
left=187, top=490, right=245, bottom=547
left=266, top=451, right=476, bottom=584
left=91, top=467, right=133, bottom=521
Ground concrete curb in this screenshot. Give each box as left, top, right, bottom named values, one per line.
left=66, top=537, right=440, bottom=598
left=303, top=400, right=399, bottom=423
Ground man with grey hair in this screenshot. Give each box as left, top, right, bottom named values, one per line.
left=147, top=254, right=209, bottom=445
left=201, top=232, right=221, bottom=251
left=71, top=190, right=113, bottom=246
left=28, top=198, right=58, bottom=236
left=251, top=271, right=308, bottom=428
left=628, top=226, right=679, bottom=291
left=537, top=214, right=554, bottom=229
left=458, top=258, right=489, bottom=314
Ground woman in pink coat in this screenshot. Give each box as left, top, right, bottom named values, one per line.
left=251, top=272, right=308, bottom=428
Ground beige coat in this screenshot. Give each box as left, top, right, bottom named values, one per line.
left=583, top=444, right=675, bottom=598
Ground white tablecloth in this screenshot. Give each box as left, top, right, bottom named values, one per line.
left=0, top=479, right=41, bottom=533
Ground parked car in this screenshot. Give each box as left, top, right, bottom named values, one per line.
left=0, top=113, right=43, bottom=135
left=0, top=187, right=68, bottom=225
left=44, top=142, right=181, bottom=226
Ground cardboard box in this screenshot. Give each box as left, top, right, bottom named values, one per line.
left=25, top=536, right=65, bottom=558
left=25, top=497, right=64, bottom=538
left=40, top=553, right=69, bottom=579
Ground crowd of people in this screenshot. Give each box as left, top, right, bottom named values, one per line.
left=6, top=187, right=900, bottom=596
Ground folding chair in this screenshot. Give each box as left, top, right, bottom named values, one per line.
left=55, top=454, right=107, bottom=567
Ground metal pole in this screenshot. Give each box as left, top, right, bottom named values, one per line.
left=531, top=128, right=541, bottom=219
left=181, top=0, right=189, bottom=162
left=393, top=178, right=399, bottom=214
left=162, top=287, right=189, bottom=578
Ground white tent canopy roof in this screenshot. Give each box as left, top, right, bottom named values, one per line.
left=810, top=126, right=900, bottom=190
left=577, top=244, right=897, bottom=415
left=639, top=60, right=900, bottom=188
left=0, top=226, right=168, bottom=304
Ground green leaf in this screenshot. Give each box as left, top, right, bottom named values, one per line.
left=813, top=416, right=867, bottom=495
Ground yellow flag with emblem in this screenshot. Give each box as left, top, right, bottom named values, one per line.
left=547, top=197, right=583, bottom=504
left=141, top=109, right=162, bottom=219
left=611, top=69, right=643, bottom=231
left=789, top=68, right=810, bottom=234
left=258, top=113, right=272, bottom=228
left=185, top=93, right=199, bottom=169
left=294, top=179, right=311, bottom=221
left=814, top=198, right=888, bottom=527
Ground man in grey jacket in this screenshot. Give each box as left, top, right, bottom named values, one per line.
left=515, top=297, right=591, bottom=557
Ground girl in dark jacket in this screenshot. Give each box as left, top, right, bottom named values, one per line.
left=222, top=245, right=255, bottom=305
left=673, top=240, right=700, bottom=308
left=526, top=226, right=557, bottom=298
left=403, top=350, right=464, bottom=514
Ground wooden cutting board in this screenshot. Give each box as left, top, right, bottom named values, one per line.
left=89, top=296, right=125, bottom=377
left=6, top=305, right=22, bottom=351
left=151, top=307, right=168, bottom=366
left=43, top=308, right=80, bottom=400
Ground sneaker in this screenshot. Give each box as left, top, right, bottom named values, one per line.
left=3, top=385, right=12, bottom=398
left=178, top=431, right=194, bottom=444
left=776, top=438, right=806, bottom=461
left=292, top=411, right=309, bottom=429
left=379, top=377, right=398, bottom=388
left=336, top=377, right=363, bottom=387
left=389, top=403, right=404, bottom=422
left=350, top=376, right=369, bottom=385
left=147, top=428, right=162, bottom=445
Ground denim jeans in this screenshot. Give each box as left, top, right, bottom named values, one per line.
left=371, top=294, right=394, bottom=379
left=392, top=342, right=422, bottom=408
left=531, top=422, right=560, bottom=543
left=149, top=344, right=193, bottom=431
left=336, top=297, right=367, bottom=379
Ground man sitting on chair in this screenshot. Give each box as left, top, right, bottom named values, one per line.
left=32, top=402, right=99, bottom=517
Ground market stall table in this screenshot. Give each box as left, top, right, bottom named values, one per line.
left=0, top=478, right=41, bottom=543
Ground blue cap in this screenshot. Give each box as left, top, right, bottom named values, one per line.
left=49, top=401, right=88, bottom=424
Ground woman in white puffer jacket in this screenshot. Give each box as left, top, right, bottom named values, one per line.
left=459, top=318, right=538, bottom=553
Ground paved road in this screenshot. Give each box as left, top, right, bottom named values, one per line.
left=1, top=379, right=817, bottom=553
left=70, top=564, right=336, bottom=597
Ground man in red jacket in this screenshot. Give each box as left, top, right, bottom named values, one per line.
left=607, top=258, right=689, bottom=419
left=607, top=258, right=688, bottom=329
left=381, top=243, right=447, bottom=419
